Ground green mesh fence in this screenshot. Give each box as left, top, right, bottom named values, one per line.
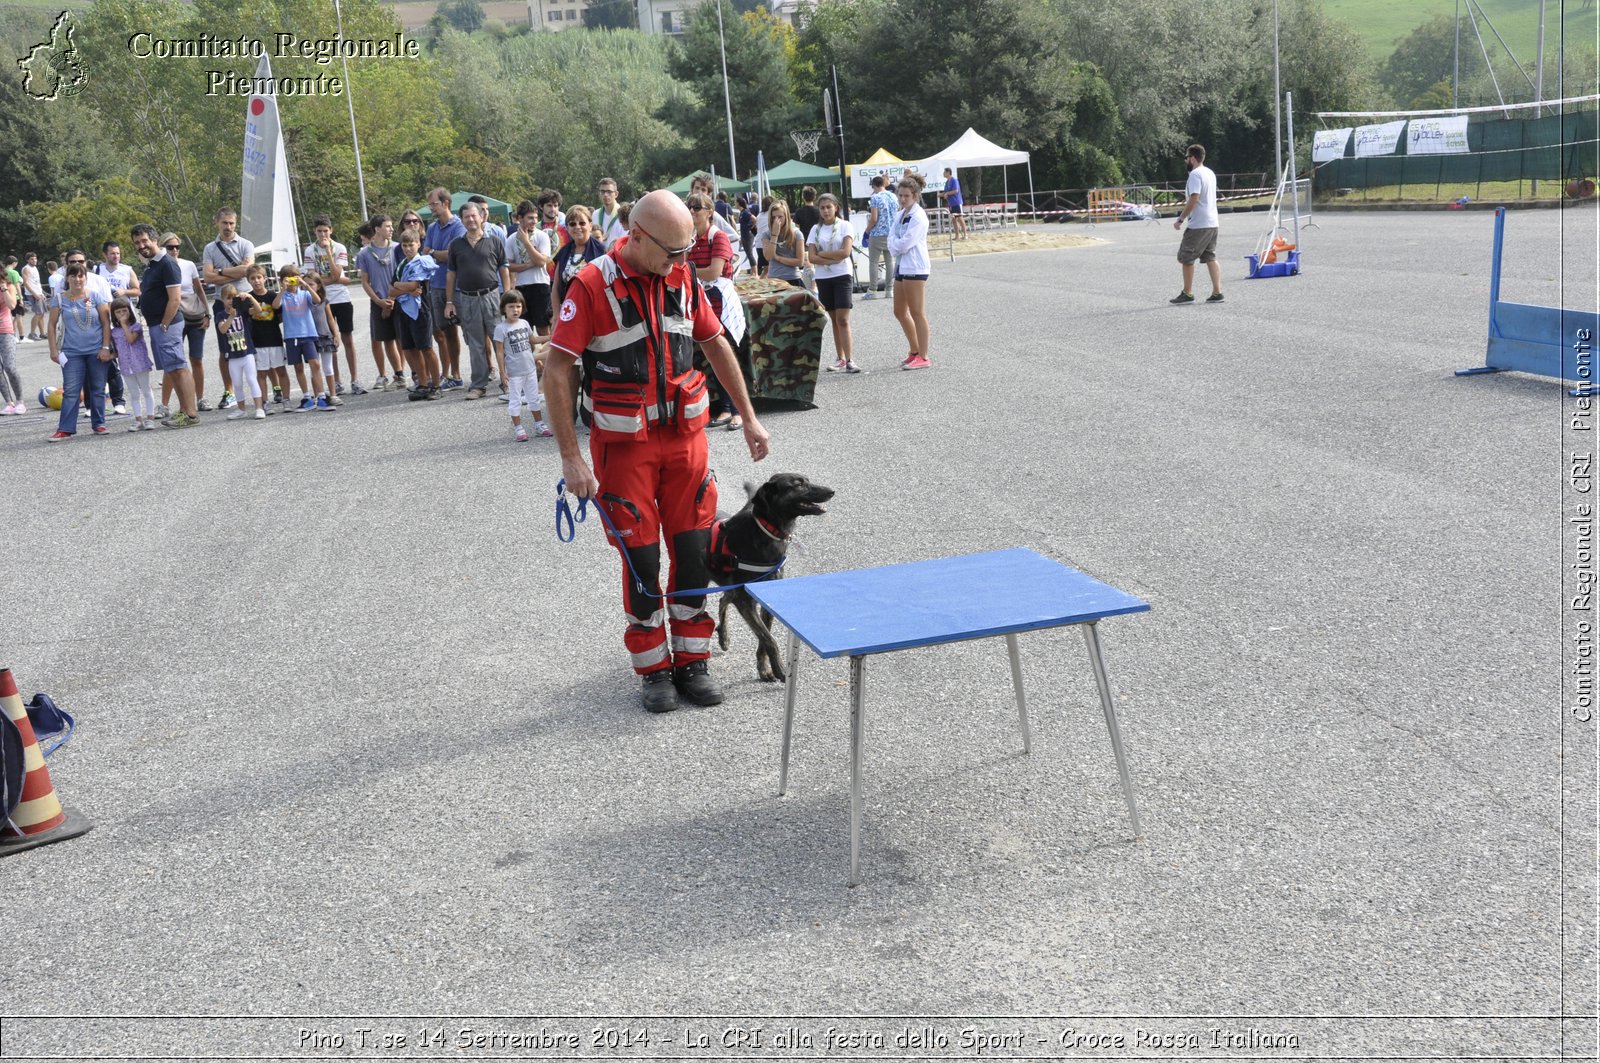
left=1314, top=110, right=1600, bottom=191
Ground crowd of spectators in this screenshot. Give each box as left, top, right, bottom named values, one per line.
left=0, top=171, right=936, bottom=440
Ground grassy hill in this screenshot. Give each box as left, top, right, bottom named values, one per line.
left=1324, top=0, right=1599, bottom=68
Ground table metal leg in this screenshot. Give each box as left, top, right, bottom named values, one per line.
left=1006, top=633, right=1032, bottom=754
left=778, top=628, right=801, bottom=796
left=848, top=654, right=867, bottom=888
left=1081, top=621, right=1144, bottom=839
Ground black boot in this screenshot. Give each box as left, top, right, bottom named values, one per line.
left=641, top=669, right=679, bottom=713
left=673, top=660, right=724, bottom=706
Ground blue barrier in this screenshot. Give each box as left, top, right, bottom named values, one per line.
left=1458, top=207, right=1599, bottom=396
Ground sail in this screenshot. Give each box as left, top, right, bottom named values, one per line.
left=241, top=55, right=299, bottom=271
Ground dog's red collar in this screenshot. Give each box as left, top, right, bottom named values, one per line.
left=755, top=515, right=789, bottom=541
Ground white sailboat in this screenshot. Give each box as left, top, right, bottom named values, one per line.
left=240, top=55, right=300, bottom=272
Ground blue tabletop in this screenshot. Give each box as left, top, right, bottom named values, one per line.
left=747, top=548, right=1150, bottom=659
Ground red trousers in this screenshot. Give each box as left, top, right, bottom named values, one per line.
left=593, top=425, right=719, bottom=675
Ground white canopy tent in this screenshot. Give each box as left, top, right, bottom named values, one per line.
left=913, top=127, right=1035, bottom=207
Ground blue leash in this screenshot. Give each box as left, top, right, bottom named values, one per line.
left=556, top=478, right=786, bottom=600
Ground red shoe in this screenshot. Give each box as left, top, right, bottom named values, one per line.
left=902, top=354, right=932, bottom=370
left=92, top=425, right=109, bottom=435
left=47, top=431, right=72, bottom=441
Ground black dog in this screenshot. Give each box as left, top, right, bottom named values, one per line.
left=707, top=472, right=834, bottom=682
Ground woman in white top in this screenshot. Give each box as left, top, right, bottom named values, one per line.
left=806, top=193, right=858, bottom=374
left=887, top=175, right=931, bottom=370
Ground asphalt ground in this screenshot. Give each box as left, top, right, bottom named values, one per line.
left=0, top=212, right=1595, bottom=1061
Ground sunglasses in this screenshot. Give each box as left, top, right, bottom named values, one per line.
left=165, top=245, right=180, bottom=251
left=635, top=225, right=694, bottom=259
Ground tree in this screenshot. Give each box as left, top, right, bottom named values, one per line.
left=28, top=177, right=165, bottom=261
left=1030, top=62, right=1125, bottom=190
left=1058, top=0, right=1261, bottom=178
left=436, top=28, right=687, bottom=200
left=796, top=0, right=1080, bottom=198
left=1381, top=14, right=1488, bottom=109
left=438, top=0, right=486, bottom=33
left=584, top=0, right=638, bottom=30
left=1183, top=0, right=1379, bottom=181
left=0, top=59, right=121, bottom=255
left=658, top=0, right=804, bottom=181
left=62, top=0, right=462, bottom=240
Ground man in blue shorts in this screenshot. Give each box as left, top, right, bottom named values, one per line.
left=131, top=223, right=199, bottom=428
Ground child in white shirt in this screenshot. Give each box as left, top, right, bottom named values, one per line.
left=492, top=291, right=548, bottom=441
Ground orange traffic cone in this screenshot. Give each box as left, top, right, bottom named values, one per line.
left=0, top=667, right=90, bottom=856
left=1262, top=235, right=1296, bottom=264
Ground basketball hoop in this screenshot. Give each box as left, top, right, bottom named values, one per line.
left=790, top=128, right=826, bottom=160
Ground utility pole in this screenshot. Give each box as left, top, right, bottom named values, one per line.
left=715, top=0, right=737, bottom=179
left=1533, top=0, right=1545, bottom=194
left=333, top=0, right=367, bottom=219
left=830, top=64, right=849, bottom=220
left=1453, top=0, right=1460, bottom=109
left=1535, top=0, right=1546, bottom=116
left=1272, top=0, right=1282, bottom=185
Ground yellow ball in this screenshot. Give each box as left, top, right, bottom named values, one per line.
left=44, top=387, right=63, bottom=410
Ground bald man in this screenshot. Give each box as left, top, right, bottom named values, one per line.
left=547, top=190, right=770, bottom=714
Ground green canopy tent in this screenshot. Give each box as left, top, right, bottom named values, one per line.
left=416, top=191, right=515, bottom=225
left=664, top=172, right=752, bottom=196
left=762, top=158, right=845, bottom=190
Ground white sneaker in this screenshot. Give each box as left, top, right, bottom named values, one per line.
left=154, top=404, right=169, bottom=418
left=227, top=409, right=248, bottom=420
left=13, top=402, right=24, bottom=414
left=254, top=408, right=267, bottom=419
left=861, top=291, right=877, bottom=300
left=127, top=419, right=141, bottom=431
left=113, top=403, right=127, bottom=415
left=141, top=419, right=156, bottom=430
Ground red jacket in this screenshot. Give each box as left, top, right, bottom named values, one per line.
left=550, top=241, right=724, bottom=442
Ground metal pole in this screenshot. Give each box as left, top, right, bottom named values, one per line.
left=1532, top=0, right=1544, bottom=194
left=1453, top=0, right=1460, bottom=110
left=715, top=0, right=737, bottom=180
left=1535, top=0, right=1545, bottom=115
left=1273, top=0, right=1282, bottom=184
left=333, top=0, right=368, bottom=220
left=1287, top=91, right=1300, bottom=249
left=830, top=64, right=850, bottom=220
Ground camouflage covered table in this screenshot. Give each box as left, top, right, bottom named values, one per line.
left=736, top=277, right=826, bottom=408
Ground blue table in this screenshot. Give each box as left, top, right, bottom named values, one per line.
left=747, top=547, right=1150, bottom=886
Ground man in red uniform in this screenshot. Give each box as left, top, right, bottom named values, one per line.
left=547, top=190, right=770, bottom=713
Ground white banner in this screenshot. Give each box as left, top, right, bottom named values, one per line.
left=1406, top=115, right=1470, bottom=154
left=850, top=161, right=937, bottom=199
left=1312, top=127, right=1352, bottom=162
left=1353, top=120, right=1407, bottom=157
